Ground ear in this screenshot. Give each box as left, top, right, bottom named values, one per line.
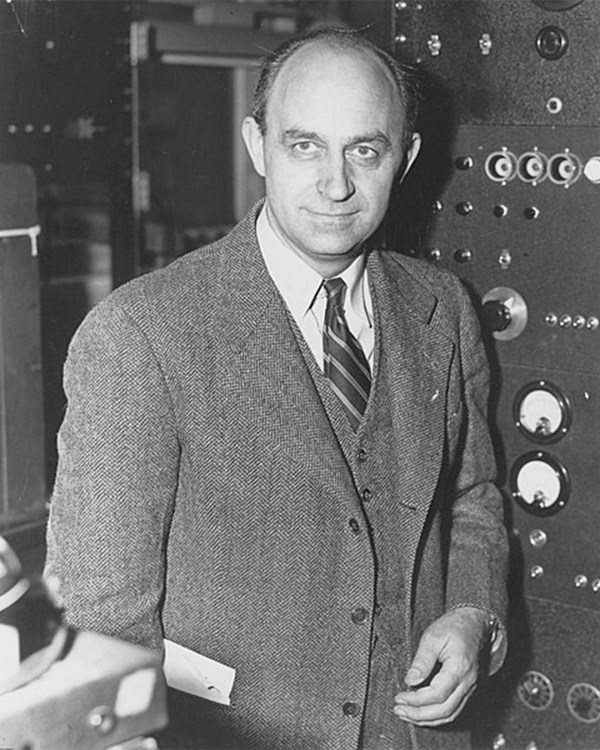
left=242, top=116, right=266, bottom=178
left=398, top=132, right=422, bottom=182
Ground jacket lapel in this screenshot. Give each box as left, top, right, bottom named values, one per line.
left=212, top=204, right=359, bottom=502
left=368, top=251, right=456, bottom=566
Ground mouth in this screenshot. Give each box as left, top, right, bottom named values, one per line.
left=307, top=209, right=358, bottom=219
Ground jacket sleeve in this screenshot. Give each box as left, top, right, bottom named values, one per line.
left=444, top=282, right=509, bottom=674
left=44, top=300, right=180, bottom=652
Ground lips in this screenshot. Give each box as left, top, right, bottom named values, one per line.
left=307, top=209, right=358, bottom=219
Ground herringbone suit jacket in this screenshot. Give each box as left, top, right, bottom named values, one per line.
left=45, top=202, right=508, bottom=750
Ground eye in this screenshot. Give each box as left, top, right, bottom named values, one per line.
left=292, top=141, right=320, bottom=157
left=347, top=144, right=379, bottom=164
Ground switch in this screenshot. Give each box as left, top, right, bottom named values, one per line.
left=427, top=34, right=441, bottom=56
left=530, top=565, right=544, bottom=579
left=529, top=529, right=548, bottom=548
left=536, top=26, right=568, bottom=60
left=456, top=156, right=474, bottom=170
left=524, top=207, right=540, bottom=220
left=454, top=248, right=473, bottom=263
left=456, top=200, right=474, bottom=216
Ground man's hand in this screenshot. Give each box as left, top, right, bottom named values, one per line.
left=393, top=607, right=491, bottom=726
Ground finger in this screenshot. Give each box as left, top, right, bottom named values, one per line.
left=394, top=681, right=477, bottom=727
left=403, top=642, right=439, bottom=687
left=396, top=645, right=477, bottom=706
left=395, top=665, right=459, bottom=707
left=394, top=660, right=478, bottom=719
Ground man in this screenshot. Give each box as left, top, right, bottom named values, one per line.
left=45, top=28, right=508, bottom=750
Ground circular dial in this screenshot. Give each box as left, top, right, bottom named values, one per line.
left=517, top=670, right=554, bottom=711
left=511, top=451, right=570, bottom=515
left=514, top=381, right=571, bottom=443
left=567, top=683, right=600, bottom=724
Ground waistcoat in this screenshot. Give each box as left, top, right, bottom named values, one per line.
left=288, top=301, right=416, bottom=750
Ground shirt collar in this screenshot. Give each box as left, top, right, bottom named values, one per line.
left=256, top=203, right=372, bottom=326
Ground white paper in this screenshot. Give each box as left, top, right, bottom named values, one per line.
left=163, top=639, right=235, bottom=706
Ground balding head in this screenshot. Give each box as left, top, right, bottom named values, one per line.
left=252, top=28, right=420, bottom=152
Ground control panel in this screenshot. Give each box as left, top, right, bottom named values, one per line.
left=392, top=1, right=600, bottom=747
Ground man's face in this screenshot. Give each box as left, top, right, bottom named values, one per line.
left=243, top=41, right=420, bottom=276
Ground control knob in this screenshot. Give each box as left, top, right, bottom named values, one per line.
left=482, top=287, right=528, bottom=340
left=483, top=299, right=512, bottom=333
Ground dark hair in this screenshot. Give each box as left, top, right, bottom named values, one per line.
left=252, top=27, right=420, bottom=151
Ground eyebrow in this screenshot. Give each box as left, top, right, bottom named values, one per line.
left=281, top=128, right=393, bottom=151
left=281, top=129, right=321, bottom=145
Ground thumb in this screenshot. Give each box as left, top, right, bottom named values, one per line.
left=404, top=644, right=437, bottom=687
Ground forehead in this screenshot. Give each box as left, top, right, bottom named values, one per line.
left=266, top=42, right=404, bottom=139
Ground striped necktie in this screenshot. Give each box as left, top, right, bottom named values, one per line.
left=322, top=278, right=371, bottom=431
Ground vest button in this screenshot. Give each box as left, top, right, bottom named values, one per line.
left=361, top=488, right=372, bottom=503
left=342, top=701, right=360, bottom=717
left=358, top=448, right=367, bottom=462
left=348, top=518, right=360, bottom=534
left=351, top=606, right=368, bottom=624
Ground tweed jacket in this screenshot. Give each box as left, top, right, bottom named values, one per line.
left=45, top=202, right=508, bottom=750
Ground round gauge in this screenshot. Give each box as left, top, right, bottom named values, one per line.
left=514, top=381, right=571, bottom=443
left=517, top=670, right=554, bottom=711
left=567, top=683, right=600, bottom=724
left=510, top=451, right=570, bottom=516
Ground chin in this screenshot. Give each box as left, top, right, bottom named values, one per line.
left=310, top=245, right=364, bottom=264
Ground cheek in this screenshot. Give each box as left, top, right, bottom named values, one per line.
left=357, top=172, right=396, bottom=209
left=266, top=162, right=315, bottom=202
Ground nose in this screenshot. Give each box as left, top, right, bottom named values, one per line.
left=317, top=153, right=355, bottom=202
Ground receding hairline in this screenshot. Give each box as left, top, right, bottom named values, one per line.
left=252, top=29, right=420, bottom=149
left=270, top=38, right=402, bottom=107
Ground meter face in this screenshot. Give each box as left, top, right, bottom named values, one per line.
left=511, top=451, right=570, bottom=516
left=514, top=381, right=571, bottom=443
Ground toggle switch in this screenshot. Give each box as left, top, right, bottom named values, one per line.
left=455, top=200, right=474, bottom=216
left=454, top=248, right=473, bottom=263
left=530, top=565, right=544, bottom=579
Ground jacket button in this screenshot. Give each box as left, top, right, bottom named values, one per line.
left=348, top=518, right=360, bottom=533
left=361, top=488, right=372, bottom=503
left=374, top=603, right=383, bottom=616
left=342, top=701, right=360, bottom=717
left=358, top=448, right=367, bottom=462
left=351, top=606, right=368, bottom=624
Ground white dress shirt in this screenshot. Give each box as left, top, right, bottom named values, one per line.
left=256, top=205, right=374, bottom=372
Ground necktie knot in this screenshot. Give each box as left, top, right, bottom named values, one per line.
left=323, top=277, right=347, bottom=310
